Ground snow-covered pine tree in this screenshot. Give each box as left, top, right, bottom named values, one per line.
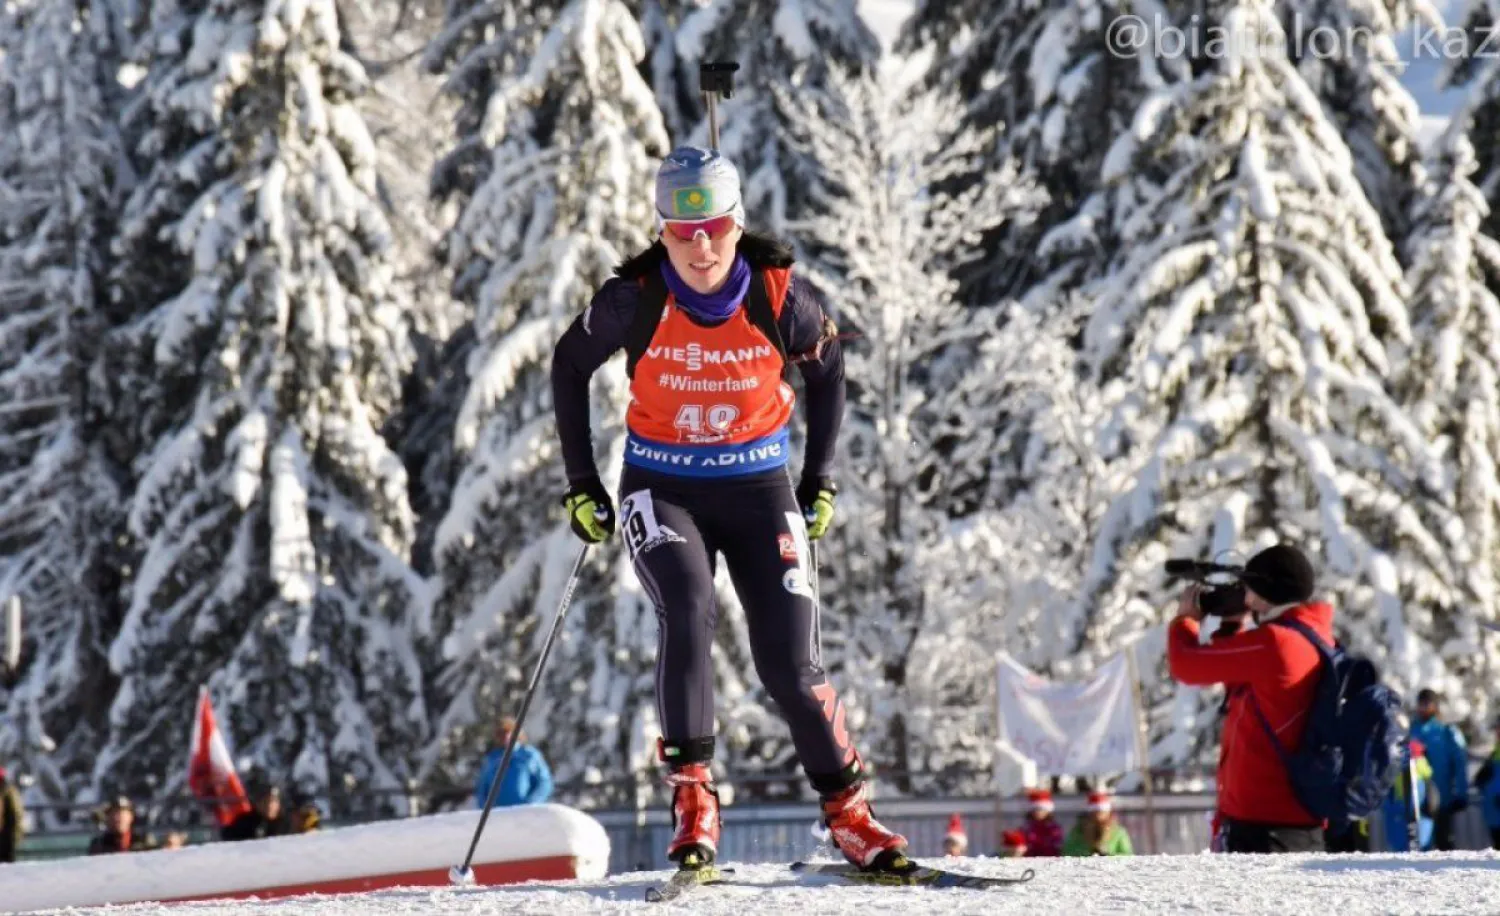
left=339, top=0, right=460, bottom=347
left=899, top=0, right=1189, bottom=306
left=639, top=0, right=694, bottom=144
left=336, top=0, right=464, bottom=575
left=773, top=65, right=1046, bottom=792
left=1073, top=0, right=1466, bottom=764
left=419, top=0, right=670, bottom=802
left=97, top=0, right=428, bottom=801
left=658, top=0, right=880, bottom=234
left=926, top=292, right=1117, bottom=645
left=1397, top=129, right=1500, bottom=726
left=0, top=0, right=125, bottom=810
left=1442, top=0, right=1500, bottom=240
left=1274, top=0, right=1436, bottom=248
left=912, top=296, right=1115, bottom=790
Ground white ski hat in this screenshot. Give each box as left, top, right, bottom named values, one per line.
left=655, top=146, right=745, bottom=224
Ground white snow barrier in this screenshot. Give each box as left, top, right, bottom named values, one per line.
left=0, top=803, right=609, bottom=914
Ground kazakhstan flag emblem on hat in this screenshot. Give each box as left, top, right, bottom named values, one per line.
left=656, top=147, right=741, bottom=219
left=673, top=187, right=714, bottom=216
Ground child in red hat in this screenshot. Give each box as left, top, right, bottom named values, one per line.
left=1000, top=829, right=1028, bottom=857
left=1020, top=787, right=1063, bottom=857
left=942, top=813, right=968, bottom=856
left=1063, top=790, right=1134, bottom=856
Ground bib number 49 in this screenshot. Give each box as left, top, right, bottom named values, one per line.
left=674, top=403, right=740, bottom=436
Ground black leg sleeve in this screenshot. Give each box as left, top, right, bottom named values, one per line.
left=714, top=477, right=859, bottom=780
left=620, top=472, right=719, bottom=746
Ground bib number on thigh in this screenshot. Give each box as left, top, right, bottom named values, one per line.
left=619, top=489, right=687, bottom=560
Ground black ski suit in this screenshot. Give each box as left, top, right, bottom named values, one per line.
left=551, top=238, right=859, bottom=785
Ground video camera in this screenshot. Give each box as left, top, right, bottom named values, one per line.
left=1164, top=559, right=1248, bottom=617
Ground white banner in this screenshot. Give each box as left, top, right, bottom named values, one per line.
left=997, top=652, right=1142, bottom=775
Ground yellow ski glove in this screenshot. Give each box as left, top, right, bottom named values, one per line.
left=796, top=477, right=837, bottom=540
left=562, top=477, right=615, bottom=544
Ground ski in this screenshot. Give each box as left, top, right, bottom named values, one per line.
left=644, top=864, right=726, bottom=902
left=791, top=859, right=1036, bottom=890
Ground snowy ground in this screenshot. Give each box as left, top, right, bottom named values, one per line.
left=27, top=852, right=1500, bottom=916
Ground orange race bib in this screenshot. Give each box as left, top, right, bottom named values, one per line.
left=625, top=273, right=795, bottom=477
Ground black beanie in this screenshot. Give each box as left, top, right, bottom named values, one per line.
left=1241, top=544, right=1316, bottom=605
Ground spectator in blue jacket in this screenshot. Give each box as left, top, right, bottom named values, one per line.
left=474, top=717, right=553, bottom=808
left=1383, top=739, right=1438, bottom=851
left=1410, top=689, right=1469, bottom=850
left=1477, top=715, right=1500, bottom=850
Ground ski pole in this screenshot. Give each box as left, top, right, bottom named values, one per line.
left=699, top=61, right=739, bottom=151
left=810, top=538, right=825, bottom=670
left=4, top=595, right=20, bottom=681
left=450, top=541, right=592, bottom=885
left=810, top=540, right=820, bottom=614
left=1406, top=739, right=1421, bottom=851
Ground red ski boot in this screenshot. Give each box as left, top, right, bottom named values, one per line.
left=820, top=781, right=909, bottom=870
left=665, top=763, right=721, bottom=867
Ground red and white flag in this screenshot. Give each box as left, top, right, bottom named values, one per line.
left=187, top=687, right=252, bottom=826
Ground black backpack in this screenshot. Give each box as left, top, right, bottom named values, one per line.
left=1249, top=619, right=1404, bottom=833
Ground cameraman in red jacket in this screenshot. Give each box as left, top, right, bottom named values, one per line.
left=1167, top=544, right=1333, bottom=853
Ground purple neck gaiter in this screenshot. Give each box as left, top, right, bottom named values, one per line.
left=661, top=254, right=752, bottom=323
